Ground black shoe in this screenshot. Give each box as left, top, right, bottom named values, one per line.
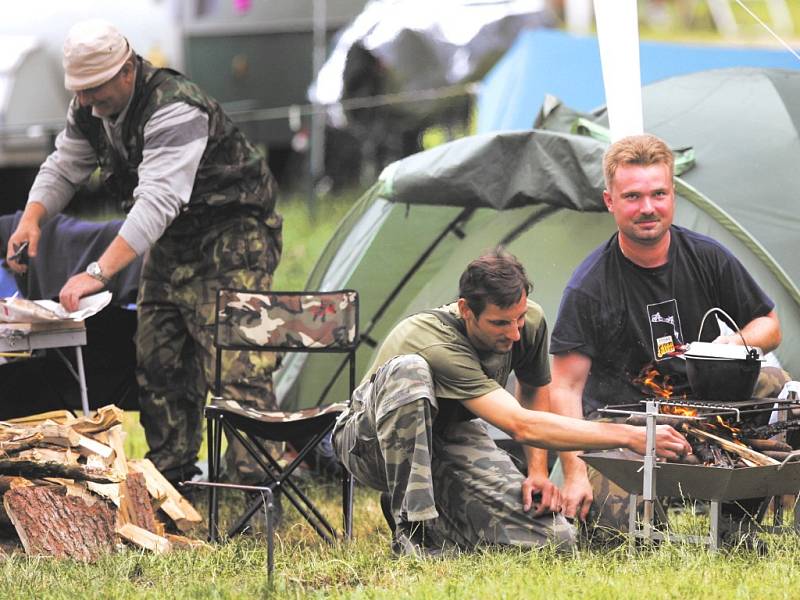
left=390, top=521, right=443, bottom=559
left=289, top=432, right=344, bottom=482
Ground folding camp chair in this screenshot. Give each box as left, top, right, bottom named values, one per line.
left=201, top=288, right=358, bottom=566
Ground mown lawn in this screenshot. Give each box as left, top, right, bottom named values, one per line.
left=3, top=482, right=800, bottom=599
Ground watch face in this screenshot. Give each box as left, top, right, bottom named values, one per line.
left=87, top=262, right=105, bottom=282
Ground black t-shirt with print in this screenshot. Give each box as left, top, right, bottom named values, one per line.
left=550, top=226, right=774, bottom=416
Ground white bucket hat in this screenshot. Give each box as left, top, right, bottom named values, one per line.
left=63, top=19, right=132, bottom=91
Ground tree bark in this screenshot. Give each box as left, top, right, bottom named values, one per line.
left=4, top=486, right=116, bottom=561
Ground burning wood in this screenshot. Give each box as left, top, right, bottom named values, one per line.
left=685, top=426, right=778, bottom=466
left=0, top=405, right=203, bottom=561
left=627, top=365, right=800, bottom=468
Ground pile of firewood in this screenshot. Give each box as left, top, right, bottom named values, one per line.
left=0, top=405, right=206, bottom=561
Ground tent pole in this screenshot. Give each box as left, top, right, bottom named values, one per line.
left=315, top=206, right=475, bottom=405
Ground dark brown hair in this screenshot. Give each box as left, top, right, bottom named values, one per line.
left=458, top=248, right=532, bottom=317
left=603, top=134, right=674, bottom=190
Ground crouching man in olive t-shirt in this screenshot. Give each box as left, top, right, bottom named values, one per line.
left=331, top=249, right=690, bottom=557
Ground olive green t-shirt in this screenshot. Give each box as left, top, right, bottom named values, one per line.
left=365, top=300, right=551, bottom=424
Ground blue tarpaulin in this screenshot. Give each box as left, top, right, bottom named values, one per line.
left=477, top=29, right=800, bottom=132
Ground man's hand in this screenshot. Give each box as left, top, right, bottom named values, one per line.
left=560, top=472, right=593, bottom=521
left=59, top=273, right=104, bottom=312
left=6, top=215, right=44, bottom=274
left=522, top=471, right=561, bottom=516
left=628, top=424, right=692, bottom=460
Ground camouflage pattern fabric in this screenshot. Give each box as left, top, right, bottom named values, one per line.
left=212, top=400, right=347, bottom=424
left=137, top=206, right=282, bottom=484
left=332, top=354, right=576, bottom=551
left=217, top=290, right=358, bottom=349
left=583, top=365, right=793, bottom=537
left=73, top=56, right=277, bottom=216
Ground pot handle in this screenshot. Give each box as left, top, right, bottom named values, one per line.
left=696, top=307, right=759, bottom=359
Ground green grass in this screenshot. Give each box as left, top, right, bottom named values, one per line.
left=271, top=193, right=360, bottom=291
left=4, top=483, right=800, bottom=599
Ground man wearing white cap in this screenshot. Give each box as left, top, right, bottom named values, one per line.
left=5, top=19, right=283, bottom=486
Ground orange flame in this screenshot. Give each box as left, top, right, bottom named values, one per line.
left=662, top=404, right=698, bottom=417
left=635, top=368, right=674, bottom=399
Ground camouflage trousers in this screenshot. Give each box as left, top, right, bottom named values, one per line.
left=332, top=354, right=576, bottom=551
left=581, top=366, right=794, bottom=535
left=137, top=206, right=282, bottom=483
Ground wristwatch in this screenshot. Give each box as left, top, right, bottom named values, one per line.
left=85, top=261, right=110, bottom=286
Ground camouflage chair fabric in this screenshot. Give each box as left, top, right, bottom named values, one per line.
left=216, top=290, right=358, bottom=350
left=206, top=288, right=359, bottom=547
left=212, top=399, right=348, bottom=439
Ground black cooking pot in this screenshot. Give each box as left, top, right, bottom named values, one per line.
left=684, top=347, right=762, bottom=402
left=683, top=308, right=763, bottom=402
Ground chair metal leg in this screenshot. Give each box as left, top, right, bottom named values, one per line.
left=208, top=415, right=223, bottom=543
left=220, top=422, right=339, bottom=543
left=343, top=470, right=353, bottom=540
left=265, top=487, right=275, bottom=578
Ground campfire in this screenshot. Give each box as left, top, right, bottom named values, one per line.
left=620, top=367, right=800, bottom=469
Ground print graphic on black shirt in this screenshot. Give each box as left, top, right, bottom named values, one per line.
left=647, top=299, right=683, bottom=361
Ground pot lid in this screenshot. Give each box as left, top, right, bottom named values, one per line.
left=683, top=341, right=764, bottom=361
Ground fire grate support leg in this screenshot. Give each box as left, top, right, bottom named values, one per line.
left=794, top=493, right=800, bottom=534
left=628, top=494, right=639, bottom=549
left=709, top=501, right=721, bottom=551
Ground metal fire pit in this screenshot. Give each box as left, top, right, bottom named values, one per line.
left=581, top=449, right=800, bottom=501
left=584, top=394, right=800, bottom=549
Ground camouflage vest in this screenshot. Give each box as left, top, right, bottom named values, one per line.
left=72, top=56, right=276, bottom=215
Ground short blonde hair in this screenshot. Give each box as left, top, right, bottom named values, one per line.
left=603, top=134, right=673, bottom=190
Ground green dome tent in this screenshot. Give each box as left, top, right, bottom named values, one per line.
left=276, top=67, right=800, bottom=410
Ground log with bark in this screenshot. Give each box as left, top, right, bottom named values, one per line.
left=4, top=486, right=116, bottom=562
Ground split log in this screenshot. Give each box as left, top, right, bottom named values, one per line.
left=38, top=424, right=80, bottom=448
left=746, top=438, right=793, bottom=453
left=116, top=523, right=171, bottom=555
left=45, top=478, right=100, bottom=506
left=119, top=472, right=160, bottom=535
left=17, top=448, right=79, bottom=466
left=127, top=459, right=202, bottom=531
left=70, top=406, right=124, bottom=436
left=0, top=432, right=45, bottom=456
left=0, top=456, right=123, bottom=483
left=86, top=482, right=121, bottom=507
left=104, top=425, right=128, bottom=476
left=75, top=435, right=114, bottom=460
left=686, top=426, right=779, bottom=466
left=165, top=533, right=211, bottom=550
left=6, top=410, right=76, bottom=427
left=4, top=486, right=116, bottom=561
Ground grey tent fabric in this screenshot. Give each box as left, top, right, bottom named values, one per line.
left=388, top=129, right=608, bottom=211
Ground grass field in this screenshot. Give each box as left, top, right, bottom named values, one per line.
left=4, top=481, right=800, bottom=599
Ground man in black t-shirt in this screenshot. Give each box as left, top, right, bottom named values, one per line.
left=549, top=134, right=787, bottom=536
